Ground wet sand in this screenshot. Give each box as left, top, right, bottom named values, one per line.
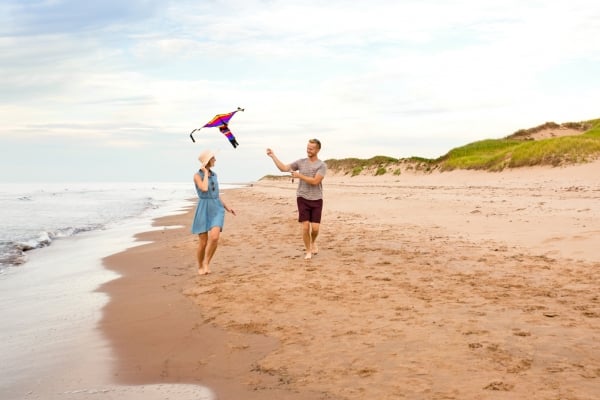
left=0, top=219, right=214, bottom=400
left=98, top=161, right=600, bottom=399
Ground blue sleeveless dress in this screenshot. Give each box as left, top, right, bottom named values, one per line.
left=191, top=170, right=225, bottom=234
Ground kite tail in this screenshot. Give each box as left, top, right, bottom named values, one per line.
left=219, top=126, right=239, bottom=148
left=189, top=128, right=199, bottom=142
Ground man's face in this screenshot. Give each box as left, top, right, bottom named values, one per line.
left=306, top=142, right=319, bottom=157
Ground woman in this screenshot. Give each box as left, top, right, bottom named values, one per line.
left=192, top=150, right=236, bottom=275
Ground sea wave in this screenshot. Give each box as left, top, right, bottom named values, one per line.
left=0, top=225, right=104, bottom=270
left=0, top=182, right=226, bottom=272
left=0, top=241, right=28, bottom=267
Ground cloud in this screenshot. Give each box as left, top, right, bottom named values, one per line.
left=0, top=0, right=162, bottom=36
left=1, top=0, right=600, bottom=182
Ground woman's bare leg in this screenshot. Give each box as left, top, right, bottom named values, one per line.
left=202, top=226, right=221, bottom=273
left=197, top=233, right=208, bottom=275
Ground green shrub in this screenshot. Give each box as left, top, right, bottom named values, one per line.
left=351, top=166, right=363, bottom=176
left=324, top=117, right=600, bottom=174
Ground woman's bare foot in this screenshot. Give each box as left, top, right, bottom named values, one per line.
left=203, top=262, right=212, bottom=274
left=311, top=243, right=318, bottom=255
left=304, top=252, right=312, bottom=260
left=198, top=264, right=210, bottom=275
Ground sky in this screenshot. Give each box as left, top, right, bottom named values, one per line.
left=1, top=0, right=599, bottom=183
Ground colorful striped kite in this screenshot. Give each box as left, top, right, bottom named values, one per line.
left=189, top=107, right=244, bottom=148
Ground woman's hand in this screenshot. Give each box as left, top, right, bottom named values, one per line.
left=222, top=201, right=236, bottom=216
left=226, top=207, right=236, bottom=216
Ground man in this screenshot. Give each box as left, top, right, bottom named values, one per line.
left=266, top=139, right=327, bottom=260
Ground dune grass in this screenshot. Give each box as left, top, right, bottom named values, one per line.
left=439, top=119, right=600, bottom=171
left=325, top=156, right=399, bottom=176
left=263, top=118, right=600, bottom=179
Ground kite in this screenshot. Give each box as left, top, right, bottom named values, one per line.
left=189, top=107, right=244, bottom=148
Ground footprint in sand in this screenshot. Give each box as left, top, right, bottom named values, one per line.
left=483, top=381, right=514, bottom=391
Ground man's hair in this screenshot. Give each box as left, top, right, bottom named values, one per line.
left=309, top=138, right=321, bottom=149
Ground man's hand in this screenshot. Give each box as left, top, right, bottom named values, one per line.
left=266, top=148, right=274, bottom=158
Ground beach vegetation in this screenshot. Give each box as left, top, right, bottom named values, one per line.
left=439, top=118, right=600, bottom=171
left=408, top=156, right=435, bottom=163
left=375, top=167, right=387, bottom=176
left=583, top=119, right=600, bottom=137
left=325, top=156, right=398, bottom=176
left=508, top=136, right=600, bottom=167
left=508, top=120, right=592, bottom=139
left=260, top=118, right=600, bottom=180
left=437, top=139, right=521, bottom=171
left=326, top=156, right=398, bottom=171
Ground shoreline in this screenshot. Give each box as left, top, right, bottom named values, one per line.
left=98, top=162, right=600, bottom=399
left=99, top=207, right=320, bottom=400
left=0, top=213, right=216, bottom=400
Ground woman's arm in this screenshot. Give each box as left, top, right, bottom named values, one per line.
left=193, top=168, right=210, bottom=192
left=220, top=196, right=236, bottom=216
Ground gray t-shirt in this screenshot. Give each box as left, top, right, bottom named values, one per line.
left=290, top=158, right=327, bottom=200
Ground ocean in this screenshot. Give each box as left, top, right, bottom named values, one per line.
left=0, top=182, right=233, bottom=274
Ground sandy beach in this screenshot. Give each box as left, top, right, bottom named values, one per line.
left=94, top=160, right=600, bottom=399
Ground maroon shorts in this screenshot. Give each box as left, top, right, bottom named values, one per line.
left=297, top=197, right=323, bottom=223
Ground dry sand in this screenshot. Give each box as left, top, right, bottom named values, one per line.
left=513, top=126, right=587, bottom=141
left=100, top=161, right=600, bottom=399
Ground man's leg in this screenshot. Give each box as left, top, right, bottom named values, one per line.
left=310, top=222, right=320, bottom=254
left=310, top=199, right=323, bottom=255
left=298, top=197, right=313, bottom=259
left=301, top=221, right=312, bottom=259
